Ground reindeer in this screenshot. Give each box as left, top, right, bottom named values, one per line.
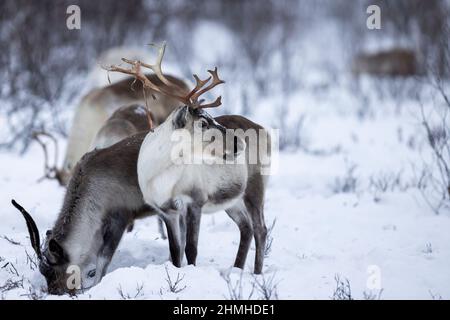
left=11, top=131, right=155, bottom=295
left=91, top=104, right=151, bottom=149
left=60, top=55, right=188, bottom=185
left=91, top=103, right=168, bottom=238
left=107, top=44, right=271, bottom=274
left=351, top=48, right=418, bottom=77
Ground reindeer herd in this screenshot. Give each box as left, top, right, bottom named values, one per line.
left=11, top=43, right=272, bottom=295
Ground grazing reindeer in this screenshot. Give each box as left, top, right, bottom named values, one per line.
left=11, top=132, right=155, bottom=295
left=107, top=44, right=271, bottom=274
left=61, top=68, right=188, bottom=185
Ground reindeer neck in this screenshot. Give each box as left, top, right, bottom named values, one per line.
left=139, top=120, right=178, bottom=176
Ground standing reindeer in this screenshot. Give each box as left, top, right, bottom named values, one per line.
left=107, top=44, right=271, bottom=274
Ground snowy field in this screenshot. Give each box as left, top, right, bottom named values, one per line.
left=1, top=76, right=449, bottom=300
left=1, top=18, right=449, bottom=300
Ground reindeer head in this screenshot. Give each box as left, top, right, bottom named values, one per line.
left=11, top=200, right=124, bottom=295
left=10, top=200, right=68, bottom=294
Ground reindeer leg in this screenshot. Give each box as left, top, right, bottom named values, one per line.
left=244, top=199, right=267, bottom=275
left=225, top=202, right=253, bottom=270
left=185, top=204, right=202, bottom=265
left=161, top=210, right=184, bottom=268
left=179, top=209, right=187, bottom=259
left=158, top=217, right=167, bottom=239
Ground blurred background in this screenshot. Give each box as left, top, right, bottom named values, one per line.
left=1, top=0, right=448, bottom=150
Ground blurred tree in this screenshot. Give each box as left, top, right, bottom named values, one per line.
left=0, top=0, right=174, bottom=151
left=0, top=0, right=448, bottom=151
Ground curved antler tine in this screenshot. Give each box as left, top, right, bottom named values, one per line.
left=208, top=67, right=225, bottom=84
left=33, top=131, right=60, bottom=173
left=140, top=42, right=173, bottom=88
left=32, top=131, right=67, bottom=186
left=186, top=74, right=211, bottom=102
left=190, top=66, right=225, bottom=106
left=142, top=42, right=188, bottom=97
left=195, top=74, right=212, bottom=87
left=198, top=96, right=222, bottom=109
left=110, top=58, right=166, bottom=94
left=11, top=200, right=42, bottom=260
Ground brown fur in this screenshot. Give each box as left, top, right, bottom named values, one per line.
left=351, top=48, right=418, bottom=77
left=54, top=132, right=149, bottom=242
left=92, top=104, right=151, bottom=149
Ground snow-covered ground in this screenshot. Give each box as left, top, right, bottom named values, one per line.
left=1, top=19, right=449, bottom=300
left=1, top=78, right=449, bottom=300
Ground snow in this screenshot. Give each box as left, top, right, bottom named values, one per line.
left=1, top=19, right=449, bottom=300
left=1, top=95, right=449, bottom=299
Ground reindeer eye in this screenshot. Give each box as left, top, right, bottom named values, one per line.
left=87, top=269, right=96, bottom=278
left=200, top=119, right=208, bottom=129
left=195, top=119, right=207, bottom=129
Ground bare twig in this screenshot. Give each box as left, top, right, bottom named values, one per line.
left=417, top=97, right=450, bottom=214
left=117, top=283, right=145, bottom=299
left=2, top=235, right=21, bottom=246
left=363, top=289, right=384, bottom=300
left=264, top=219, right=276, bottom=257
left=25, top=249, right=38, bottom=270
left=20, top=282, right=45, bottom=300
left=253, top=272, right=279, bottom=300
left=332, top=163, right=359, bottom=194
left=429, top=290, right=443, bottom=300
left=0, top=278, right=24, bottom=293
left=331, top=274, right=353, bottom=300
left=221, top=270, right=255, bottom=300
left=164, top=265, right=186, bottom=294
left=2, top=261, right=19, bottom=277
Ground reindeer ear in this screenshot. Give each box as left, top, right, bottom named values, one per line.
left=173, top=106, right=189, bottom=129
left=48, top=239, right=65, bottom=261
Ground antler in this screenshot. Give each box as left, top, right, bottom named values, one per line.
left=104, top=43, right=189, bottom=128
left=11, top=199, right=42, bottom=260
left=32, top=131, right=67, bottom=186
left=103, top=42, right=225, bottom=111
left=189, top=67, right=225, bottom=108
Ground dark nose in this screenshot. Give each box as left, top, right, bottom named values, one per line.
left=47, top=285, right=65, bottom=295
